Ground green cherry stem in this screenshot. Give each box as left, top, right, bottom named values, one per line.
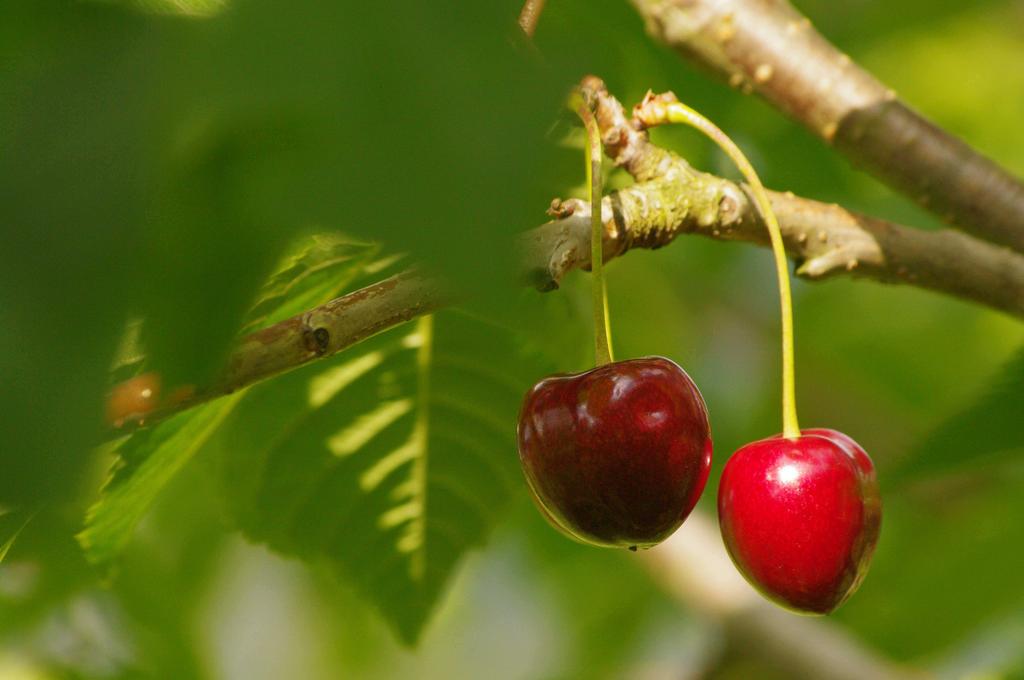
left=636, top=94, right=799, bottom=438
left=576, top=96, right=614, bottom=366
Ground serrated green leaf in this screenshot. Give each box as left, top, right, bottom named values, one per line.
left=890, top=344, right=1024, bottom=484
left=78, top=393, right=244, bottom=567
left=240, top=235, right=392, bottom=334
left=214, top=309, right=550, bottom=644
left=80, top=237, right=380, bottom=567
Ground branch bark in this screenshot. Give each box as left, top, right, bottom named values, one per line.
left=629, top=0, right=1024, bottom=253
left=643, top=513, right=919, bottom=680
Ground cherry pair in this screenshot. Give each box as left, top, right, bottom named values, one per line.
left=517, top=360, right=880, bottom=614
left=516, top=89, right=880, bottom=615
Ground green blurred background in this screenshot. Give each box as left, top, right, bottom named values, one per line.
left=2, top=0, right=1023, bottom=677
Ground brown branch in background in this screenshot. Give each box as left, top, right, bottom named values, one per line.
left=629, top=0, right=1024, bottom=253
left=518, top=0, right=547, bottom=38
left=644, top=514, right=918, bottom=680
left=112, top=79, right=1024, bottom=433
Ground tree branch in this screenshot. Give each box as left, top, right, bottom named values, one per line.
left=114, top=272, right=451, bottom=431
left=529, top=77, right=1024, bottom=317
left=629, top=0, right=1024, bottom=253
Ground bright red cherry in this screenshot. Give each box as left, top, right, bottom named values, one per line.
left=517, top=357, right=712, bottom=549
left=718, top=429, right=881, bottom=614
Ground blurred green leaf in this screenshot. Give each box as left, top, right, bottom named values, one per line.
left=214, top=309, right=551, bottom=643
left=132, top=0, right=572, bottom=380
left=0, top=1, right=158, bottom=505
left=0, top=508, right=35, bottom=564
left=889, top=344, right=1024, bottom=484
left=1, top=0, right=573, bottom=505
left=114, top=0, right=227, bottom=17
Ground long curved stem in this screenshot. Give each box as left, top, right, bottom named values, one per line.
left=577, top=98, right=614, bottom=366
left=637, top=96, right=799, bottom=437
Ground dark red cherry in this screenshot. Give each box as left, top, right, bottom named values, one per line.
left=517, top=357, right=713, bottom=549
left=718, top=429, right=881, bottom=614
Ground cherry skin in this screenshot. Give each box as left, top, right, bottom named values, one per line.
left=718, top=429, right=881, bottom=614
left=802, top=428, right=876, bottom=481
left=517, top=356, right=713, bottom=549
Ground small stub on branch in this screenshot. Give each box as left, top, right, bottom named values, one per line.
left=303, top=326, right=331, bottom=356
